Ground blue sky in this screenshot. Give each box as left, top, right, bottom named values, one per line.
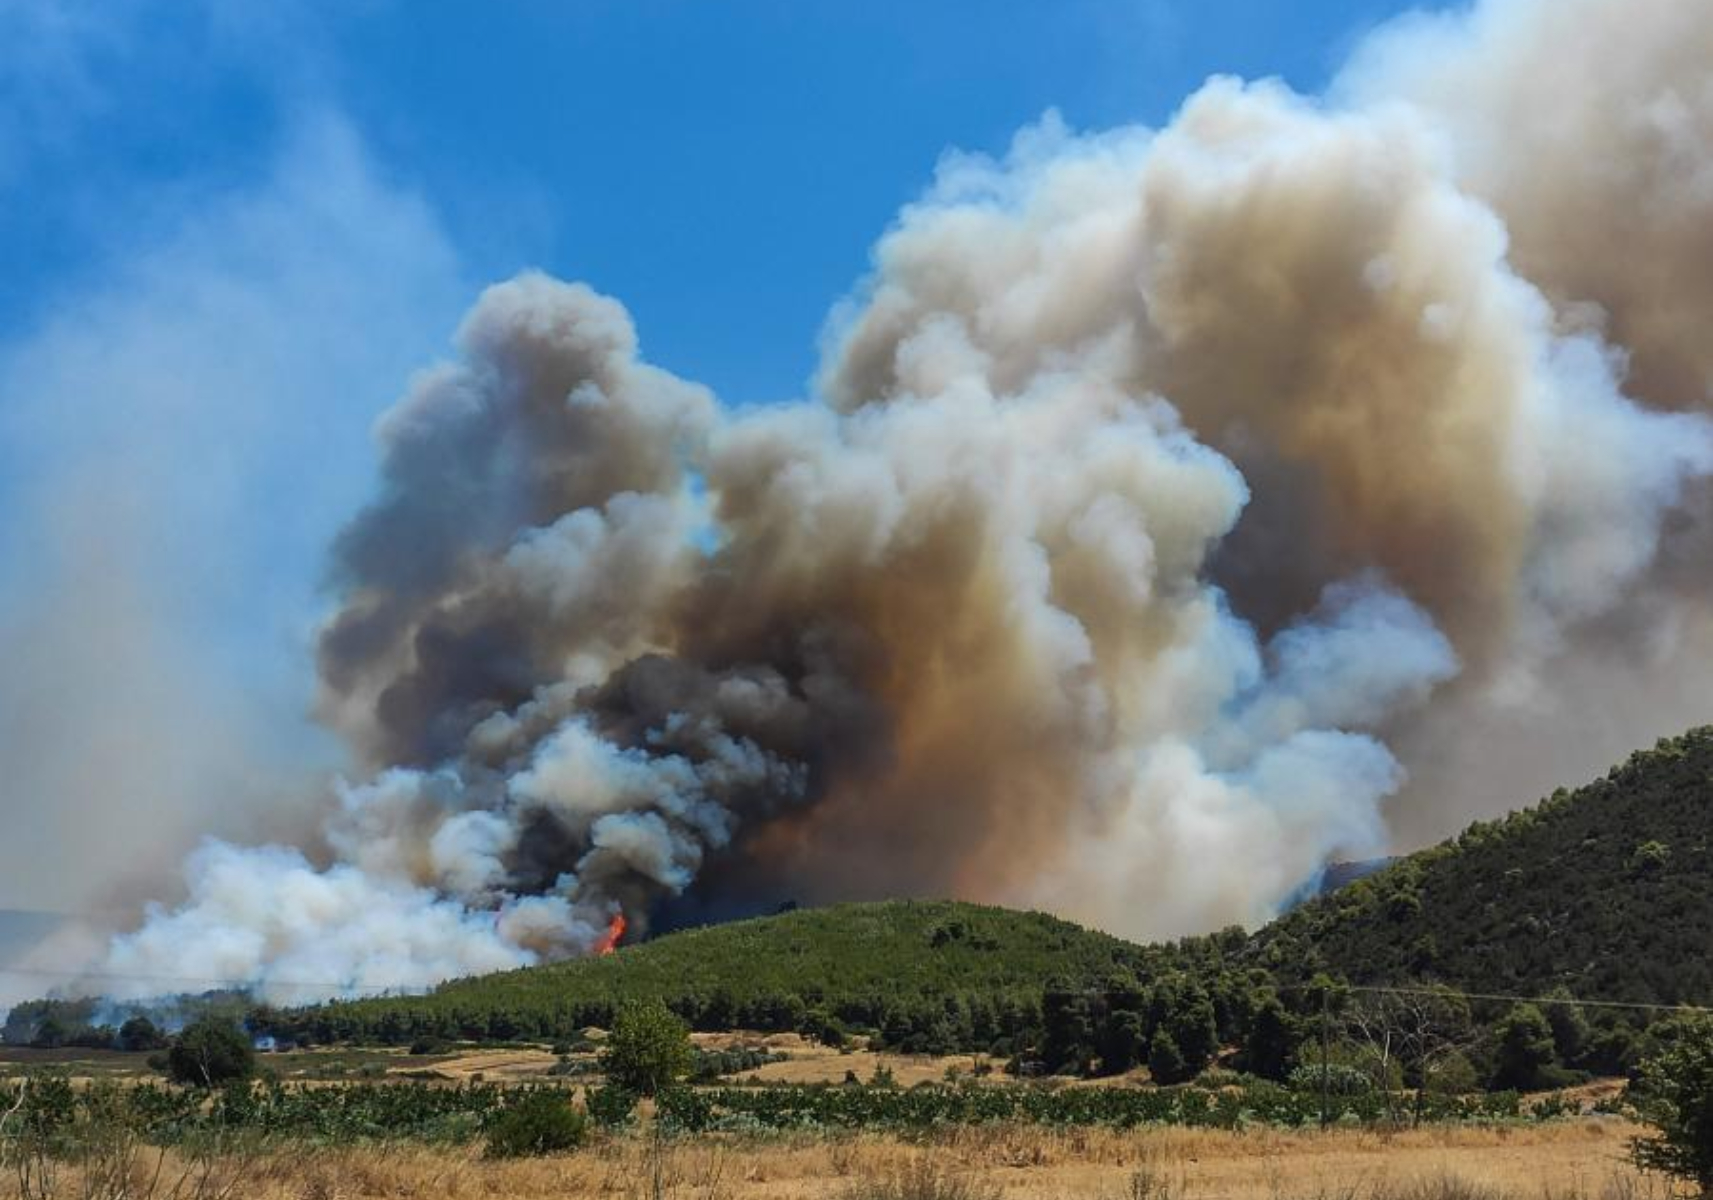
left=4, top=0, right=1445, bottom=404
left=0, top=0, right=1449, bottom=911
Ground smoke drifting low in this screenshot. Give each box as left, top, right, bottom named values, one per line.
left=97, top=0, right=1713, bottom=1001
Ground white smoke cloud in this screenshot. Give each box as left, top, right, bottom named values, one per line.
left=0, top=119, right=465, bottom=958
left=47, top=0, right=1713, bottom=1000
left=1039, top=730, right=1406, bottom=937
left=99, top=842, right=580, bottom=1004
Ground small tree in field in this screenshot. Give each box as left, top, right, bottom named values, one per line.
left=165, top=1018, right=254, bottom=1088
left=1630, top=1017, right=1713, bottom=1197
left=599, top=1001, right=692, bottom=1097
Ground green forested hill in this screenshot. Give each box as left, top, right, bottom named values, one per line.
left=270, top=899, right=1183, bottom=1046
left=1248, top=727, right=1713, bottom=1007
left=437, top=898, right=1148, bottom=1009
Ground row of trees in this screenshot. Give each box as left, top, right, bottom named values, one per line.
left=8, top=983, right=1673, bottom=1099
left=23, top=1015, right=169, bottom=1054
left=1035, top=973, right=1690, bottom=1105
left=1038, top=974, right=1224, bottom=1082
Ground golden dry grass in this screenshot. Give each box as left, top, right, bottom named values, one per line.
left=4, top=1118, right=1682, bottom=1200
left=431, top=1048, right=564, bottom=1082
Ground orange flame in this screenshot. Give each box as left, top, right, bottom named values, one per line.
left=594, top=911, right=626, bottom=955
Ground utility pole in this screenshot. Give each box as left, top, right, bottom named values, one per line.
left=1319, top=989, right=1331, bottom=1129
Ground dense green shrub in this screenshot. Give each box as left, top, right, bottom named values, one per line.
left=483, top=1090, right=587, bottom=1159
left=585, top=1082, right=637, bottom=1129
left=690, top=1079, right=1529, bottom=1131
left=691, top=1044, right=785, bottom=1080
left=1238, top=997, right=1298, bottom=1082
left=1147, top=1030, right=1190, bottom=1085
left=656, top=1085, right=715, bottom=1133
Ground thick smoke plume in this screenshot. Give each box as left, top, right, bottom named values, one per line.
left=95, top=0, right=1713, bottom=1001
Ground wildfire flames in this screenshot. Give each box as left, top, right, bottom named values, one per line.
left=594, top=912, right=626, bottom=956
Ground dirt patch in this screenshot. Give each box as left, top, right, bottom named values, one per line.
left=733, top=1047, right=994, bottom=1088
left=429, top=1048, right=562, bottom=1082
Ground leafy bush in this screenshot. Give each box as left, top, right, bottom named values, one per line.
left=689, top=1079, right=1517, bottom=1131
left=585, top=1082, right=637, bottom=1129
left=691, top=1044, right=785, bottom=1080
left=483, top=1090, right=587, bottom=1159
left=0, top=1068, right=1555, bottom=1154
left=656, top=1085, right=715, bottom=1133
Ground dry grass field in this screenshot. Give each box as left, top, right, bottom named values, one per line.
left=0, top=1040, right=1682, bottom=1200
left=2, top=1118, right=1680, bottom=1200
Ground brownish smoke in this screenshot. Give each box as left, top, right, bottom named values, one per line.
left=91, top=0, right=1713, bottom=1002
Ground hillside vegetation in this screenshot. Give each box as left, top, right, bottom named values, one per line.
left=1251, top=726, right=1713, bottom=1006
